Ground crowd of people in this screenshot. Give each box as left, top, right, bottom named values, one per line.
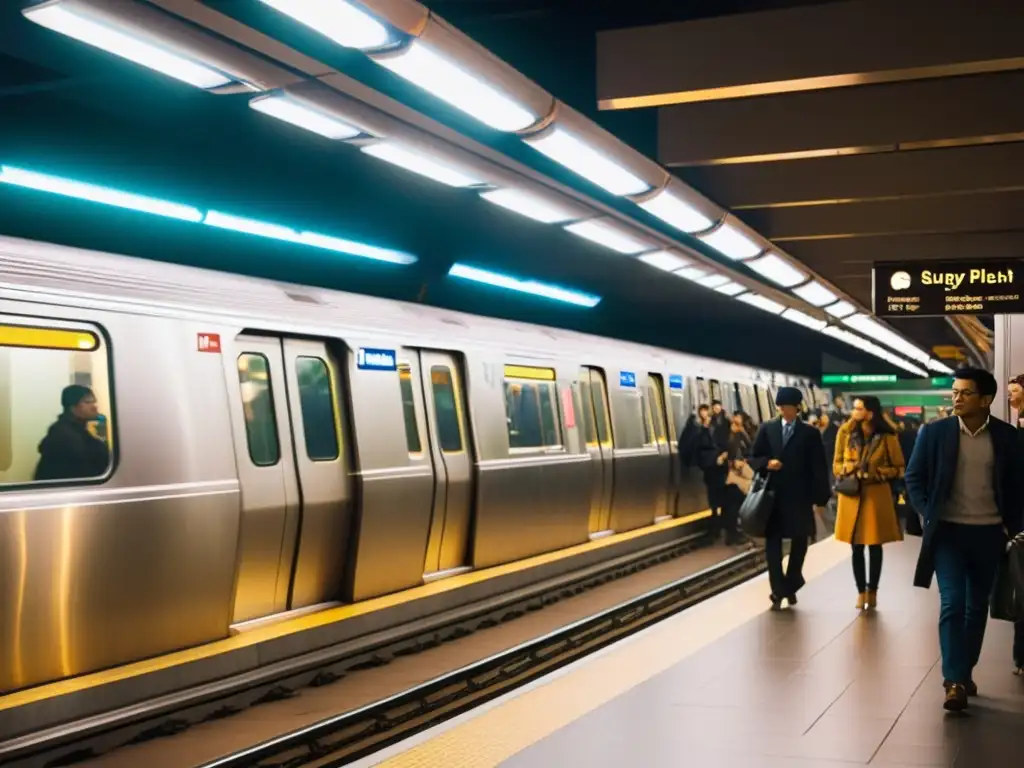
left=677, top=368, right=1024, bottom=713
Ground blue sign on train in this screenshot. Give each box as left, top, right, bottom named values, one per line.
left=619, top=371, right=637, bottom=388
left=357, top=347, right=397, bottom=371
left=669, top=375, right=684, bottom=390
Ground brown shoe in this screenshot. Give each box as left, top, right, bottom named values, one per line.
left=856, top=592, right=867, bottom=610
left=944, top=683, right=968, bottom=711
left=942, top=679, right=978, bottom=697
left=865, top=590, right=877, bottom=610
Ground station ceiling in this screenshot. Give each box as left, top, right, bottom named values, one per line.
left=0, top=0, right=971, bottom=378
left=433, top=0, right=1020, bottom=362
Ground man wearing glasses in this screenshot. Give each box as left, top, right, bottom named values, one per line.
left=906, top=367, right=1023, bottom=711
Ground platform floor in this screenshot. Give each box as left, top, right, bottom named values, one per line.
left=368, top=537, right=1024, bottom=767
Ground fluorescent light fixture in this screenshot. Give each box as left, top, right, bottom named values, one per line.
left=715, top=281, right=746, bottom=297
left=449, top=263, right=600, bottom=308
left=258, top=0, right=390, bottom=50
left=825, top=300, right=857, bottom=319
left=822, top=326, right=927, bottom=377
left=528, top=128, right=649, bottom=196
left=639, top=250, right=690, bottom=272
left=564, top=219, right=652, bottom=254
left=781, top=308, right=827, bottom=331
left=927, top=359, right=955, bottom=374
left=793, top=280, right=838, bottom=307
left=699, top=221, right=762, bottom=261
left=24, top=3, right=232, bottom=89
left=747, top=253, right=807, bottom=288
left=205, top=211, right=416, bottom=264
left=737, top=292, right=785, bottom=315
left=0, top=165, right=203, bottom=221
left=675, top=266, right=709, bottom=281
left=842, top=314, right=931, bottom=363
left=361, top=142, right=482, bottom=187
left=479, top=188, right=578, bottom=224
left=637, top=190, right=713, bottom=233
left=697, top=274, right=731, bottom=289
left=298, top=232, right=416, bottom=265
left=377, top=42, right=536, bottom=132
left=250, top=93, right=361, bottom=140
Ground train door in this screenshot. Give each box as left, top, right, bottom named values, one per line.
left=580, top=367, right=614, bottom=535
left=647, top=373, right=673, bottom=520
left=280, top=339, right=353, bottom=610
left=228, top=335, right=301, bottom=623
left=418, top=351, right=473, bottom=575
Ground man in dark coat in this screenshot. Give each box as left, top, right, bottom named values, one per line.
left=748, top=386, right=831, bottom=609
left=905, top=367, right=1023, bottom=711
left=34, top=385, right=110, bottom=482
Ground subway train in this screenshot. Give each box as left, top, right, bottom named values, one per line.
left=0, top=234, right=828, bottom=696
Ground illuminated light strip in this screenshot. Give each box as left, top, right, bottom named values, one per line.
left=0, top=325, right=98, bottom=351
left=0, top=164, right=416, bottom=265
left=449, top=263, right=600, bottom=308
left=0, top=165, right=203, bottom=221
left=504, top=365, right=556, bottom=381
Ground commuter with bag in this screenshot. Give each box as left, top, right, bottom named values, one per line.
left=832, top=396, right=905, bottom=611
left=746, top=387, right=831, bottom=610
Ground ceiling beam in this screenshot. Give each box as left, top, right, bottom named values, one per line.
left=657, top=71, right=1024, bottom=166
left=596, top=0, right=1024, bottom=109
left=676, top=142, right=1024, bottom=209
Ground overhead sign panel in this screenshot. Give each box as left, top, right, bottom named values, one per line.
left=874, top=259, right=1022, bottom=317
left=822, top=374, right=898, bottom=385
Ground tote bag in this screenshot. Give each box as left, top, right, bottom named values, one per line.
left=739, top=473, right=774, bottom=537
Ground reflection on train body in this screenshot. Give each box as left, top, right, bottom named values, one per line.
left=0, top=235, right=825, bottom=695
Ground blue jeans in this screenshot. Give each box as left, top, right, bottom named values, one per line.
left=932, top=522, right=1005, bottom=684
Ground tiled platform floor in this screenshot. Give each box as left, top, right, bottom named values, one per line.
left=501, top=538, right=1024, bottom=767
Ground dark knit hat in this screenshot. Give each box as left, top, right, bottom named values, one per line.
left=775, top=386, right=803, bottom=407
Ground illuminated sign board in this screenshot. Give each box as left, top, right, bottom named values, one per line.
left=821, top=374, right=898, bottom=385
left=874, top=259, right=1024, bottom=317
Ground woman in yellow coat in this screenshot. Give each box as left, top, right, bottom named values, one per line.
left=833, top=395, right=905, bottom=611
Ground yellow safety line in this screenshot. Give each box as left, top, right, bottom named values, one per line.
left=379, top=537, right=849, bottom=768
left=0, top=510, right=710, bottom=710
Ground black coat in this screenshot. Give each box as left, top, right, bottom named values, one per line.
left=905, top=415, right=1023, bottom=588
left=34, top=414, right=110, bottom=482
left=748, top=418, right=831, bottom=538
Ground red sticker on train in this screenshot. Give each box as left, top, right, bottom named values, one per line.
left=562, top=386, right=576, bottom=429
left=197, top=333, right=221, bottom=353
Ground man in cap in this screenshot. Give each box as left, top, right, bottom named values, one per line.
left=748, top=386, right=831, bottom=610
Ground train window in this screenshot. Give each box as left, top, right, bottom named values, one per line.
left=238, top=353, right=280, bottom=466
left=592, top=382, right=611, bottom=444
left=398, top=364, right=422, bottom=454
left=295, top=357, right=339, bottom=462
left=430, top=366, right=463, bottom=453
left=503, top=366, right=561, bottom=450
left=0, top=320, right=114, bottom=486
left=648, top=378, right=667, bottom=444
left=579, top=381, right=597, bottom=445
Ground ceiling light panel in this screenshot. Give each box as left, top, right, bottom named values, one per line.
left=258, top=0, right=391, bottom=50
left=528, top=128, right=650, bottom=197
left=376, top=42, right=536, bottom=132
left=825, top=300, right=857, bottom=319
left=737, top=292, right=785, bottom=315
left=449, top=263, right=600, bottom=307
left=637, top=190, right=714, bottom=234
left=24, top=1, right=233, bottom=89
left=564, top=219, right=654, bottom=254
left=928, top=359, right=955, bottom=374
left=479, top=188, right=580, bottom=224
left=697, top=274, right=731, bottom=289
left=793, top=280, right=838, bottom=307
left=781, top=308, right=827, bottom=331
left=639, top=250, right=690, bottom=272
left=715, top=281, right=747, bottom=297
left=675, top=266, right=710, bottom=282
left=822, top=326, right=926, bottom=377
left=698, top=220, right=762, bottom=261
left=747, top=253, right=807, bottom=288
left=250, top=93, right=362, bottom=139
left=842, top=314, right=931, bottom=363
left=361, top=142, right=483, bottom=187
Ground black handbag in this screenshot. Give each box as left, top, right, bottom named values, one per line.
left=834, top=434, right=881, bottom=498
left=739, top=472, right=775, bottom=537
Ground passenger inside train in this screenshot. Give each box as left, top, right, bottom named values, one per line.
left=34, top=384, right=109, bottom=482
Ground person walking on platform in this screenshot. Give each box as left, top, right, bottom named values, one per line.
left=696, top=404, right=730, bottom=541
left=905, top=367, right=1023, bottom=712
left=1007, top=374, right=1024, bottom=674
left=832, top=396, right=905, bottom=611
left=748, top=387, right=831, bottom=610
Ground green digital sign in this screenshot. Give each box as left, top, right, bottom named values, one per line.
left=822, top=374, right=899, bottom=385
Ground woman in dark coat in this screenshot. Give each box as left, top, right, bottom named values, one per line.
left=35, top=385, right=110, bottom=482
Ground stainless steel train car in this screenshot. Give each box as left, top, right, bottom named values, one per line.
left=0, top=234, right=825, bottom=696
